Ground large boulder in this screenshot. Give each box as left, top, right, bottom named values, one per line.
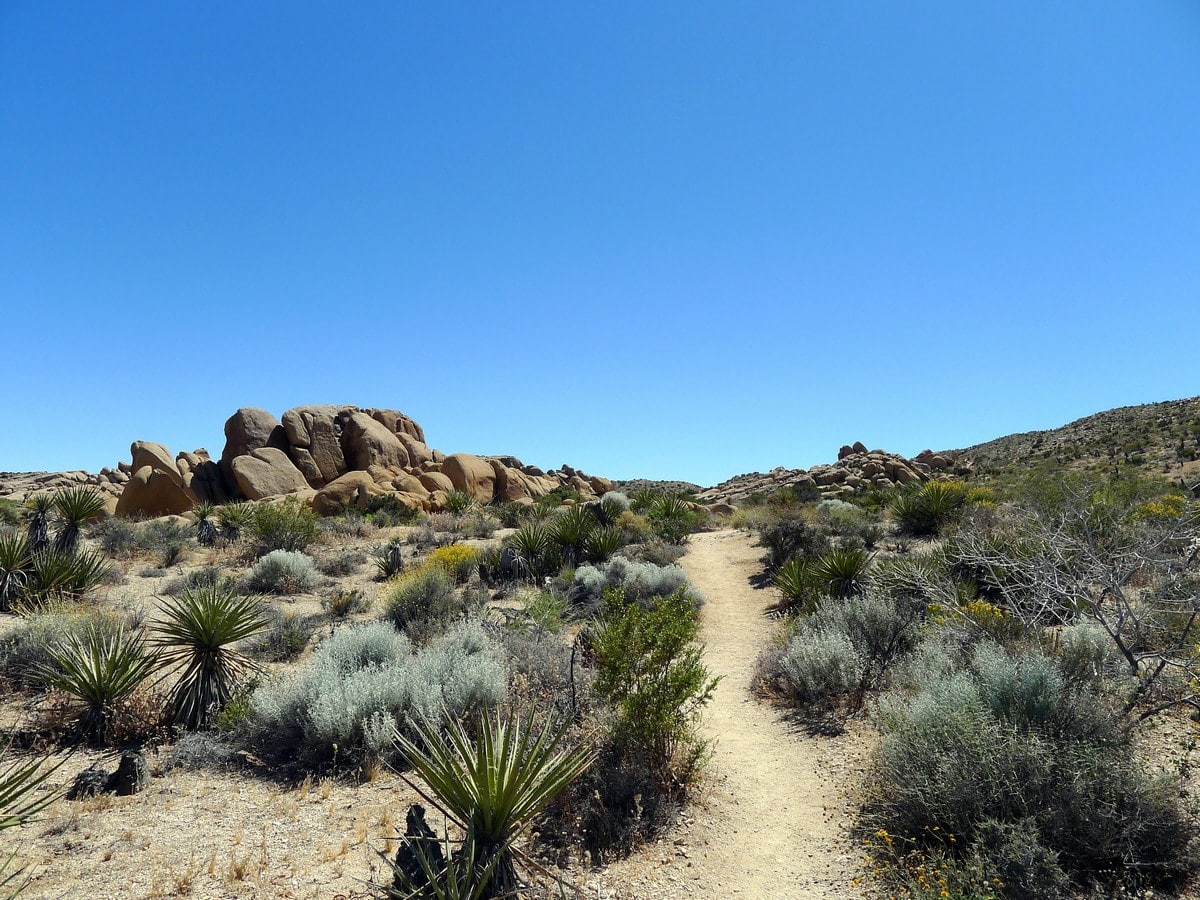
left=342, top=413, right=410, bottom=471
left=231, top=448, right=310, bottom=501
left=130, top=441, right=181, bottom=487
left=441, top=453, right=497, bottom=504
left=220, top=408, right=288, bottom=494
left=176, top=450, right=228, bottom=504
left=115, top=466, right=192, bottom=518
left=312, top=471, right=385, bottom=516
left=367, top=408, right=425, bottom=443
left=418, top=472, right=455, bottom=494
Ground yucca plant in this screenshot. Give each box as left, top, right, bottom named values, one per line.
left=24, top=495, right=53, bottom=555
left=548, top=505, right=596, bottom=566
left=151, top=584, right=266, bottom=730
left=52, top=487, right=106, bottom=555
left=394, top=710, right=596, bottom=899
left=215, top=501, right=253, bottom=543
left=891, top=481, right=967, bottom=537
left=38, top=624, right=157, bottom=744
left=504, top=524, right=551, bottom=581
left=1, top=744, right=63, bottom=898
left=773, top=556, right=822, bottom=614
left=445, top=491, right=476, bottom=515
left=374, top=537, right=407, bottom=579
left=193, top=502, right=218, bottom=547
left=384, top=828, right=505, bottom=900
left=812, top=547, right=873, bottom=599
left=583, top=525, right=623, bottom=563
left=21, top=549, right=110, bottom=610
left=0, top=533, right=31, bottom=613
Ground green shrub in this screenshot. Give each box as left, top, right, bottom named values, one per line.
left=597, top=491, right=631, bottom=525
left=591, top=588, right=718, bottom=781
left=866, top=645, right=1194, bottom=893
left=646, top=494, right=701, bottom=544
left=316, top=549, right=367, bottom=577
left=248, top=498, right=319, bottom=553
left=257, top=609, right=315, bottom=662
left=756, top=515, right=831, bottom=572
left=582, top=524, right=623, bottom=563
left=778, top=629, right=864, bottom=707
left=89, top=516, right=141, bottom=557
left=444, top=490, right=476, bottom=514
left=162, top=565, right=237, bottom=597
left=383, top=565, right=459, bottom=643
left=215, top=501, right=253, bottom=543
left=243, top=550, right=320, bottom=595
left=322, top=588, right=371, bottom=618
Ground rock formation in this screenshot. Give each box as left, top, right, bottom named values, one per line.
left=94, top=404, right=611, bottom=518
left=697, top=445, right=962, bottom=506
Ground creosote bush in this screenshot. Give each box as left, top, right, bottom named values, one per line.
left=247, top=498, right=319, bottom=553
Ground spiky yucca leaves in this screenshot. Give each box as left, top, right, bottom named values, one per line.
left=20, top=549, right=110, bottom=611
left=151, top=584, right=266, bottom=730
left=548, top=505, right=597, bottom=566
left=38, top=624, right=157, bottom=744
left=891, top=480, right=967, bottom=537
left=504, top=524, right=552, bottom=581
left=384, top=829, right=505, bottom=900
left=193, top=502, right=218, bottom=547
left=773, top=556, right=822, bottom=614
left=445, top=491, right=476, bottom=515
left=395, top=710, right=596, bottom=899
left=583, top=525, right=623, bottom=563
left=374, top=537, right=407, bottom=579
left=215, top=501, right=252, bottom=543
left=1, top=745, right=63, bottom=898
left=24, top=495, right=53, bottom=555
left=0, top=533, right=31, bottom=613
left=52, top=487, right=106, bottom=555
left=812, top=547, right=873, bottom=599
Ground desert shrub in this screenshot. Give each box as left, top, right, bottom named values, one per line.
left=246, top=620, right=505, bottom=767
left=0, top=498, right=23, bottom=526
left=756, top=514, right=831, bottom=572
left=591, top=588, right=718, bottom=782
left=316, top=549, right=367, bottom=577
left=257, top=609, right=316, bottom=662
left=811, top=546, right=873, bottom=598
left=428, top=543, right=478, bottom=583
left=461, top=511, right=499, bottom=539
left=568, top=556, right=692, bottom=613
left=490, top=501, right=526, bottom=528
left=426, top=511, right=461, bottom=535
left=372, top=537, right=406, bottom=579
left=89, top=516, right=141, bottom=557
left=322, top=588, right=371, bottom=618
left=501, top=626, right=584, bottom=719
left=362, top=494, right=424, bottom=527
left=816, top=499, right=883, bottom=549
left=774, top=593, right=919, bottom=709
left=162, top=565, right=237, bottom=597
left=243, top=550, right=320, bottom=595
left=161, top=731, right=239, bottom=772
left=248, top=498, right=319, bottom=553
left=318, top=510, right=375, bottom=539
left=383, top=564, right=460, bottom=643
left=866, top=645, right=1194, bottom=894
left=622, top=538, right=687, bottom=567
left=773, top=556, right=823, bottom=614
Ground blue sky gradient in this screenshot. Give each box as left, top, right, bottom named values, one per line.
left=2, top=2, right=1198, bottom=484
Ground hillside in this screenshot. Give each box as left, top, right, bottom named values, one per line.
left=950, top=396, right=1200, bottom=486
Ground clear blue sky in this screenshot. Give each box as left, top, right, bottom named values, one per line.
left=2, top=2, right=1198, bottom=485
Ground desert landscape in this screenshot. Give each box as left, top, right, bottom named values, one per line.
left=2, top=398, right=1200, bottom=898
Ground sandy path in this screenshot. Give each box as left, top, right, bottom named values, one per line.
left=674, top=529, right=858, bottom=899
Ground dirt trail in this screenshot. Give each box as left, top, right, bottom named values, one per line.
left=673, top=529, right=860, bottom=899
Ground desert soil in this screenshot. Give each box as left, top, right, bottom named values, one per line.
left=593, top=529, right=867, bottom=899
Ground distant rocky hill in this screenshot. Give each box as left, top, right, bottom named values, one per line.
left=697, top=442, right=958, bottom=506
left=950, top=396, right=1200, bottom=486
left=0, top=405, right=614, bottom=517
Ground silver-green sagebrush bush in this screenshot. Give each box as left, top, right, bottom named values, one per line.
left=247, top=621, right=505, bottom=766
left=243, top=549, right=320, bottom=595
